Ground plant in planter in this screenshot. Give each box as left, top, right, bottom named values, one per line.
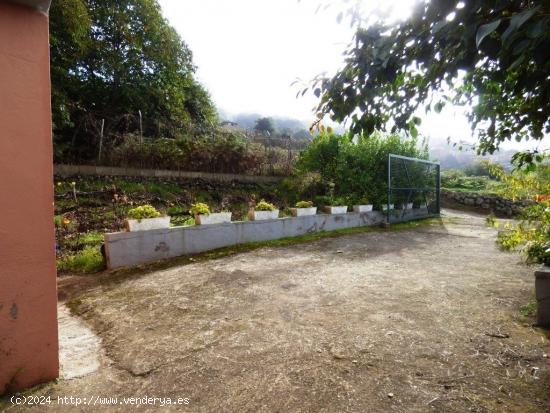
left=290, top=200, right=317, bottom=217
left=125, top=204, right=170, bottom=231
left=381, top=196, right=395, bottom=211
left=317, top=195, right=348, bottom=214
left=249, top=200, right=279, bottom=220
left=394, top=195, right=413, bottom=210
left=189, top=202, right=232, bottom=225
left=353, top=196, right=373, bottom=213
left=413, top=195, right=428, bottom=209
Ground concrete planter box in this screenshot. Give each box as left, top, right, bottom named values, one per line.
left=323, top=206, right=348, bottom=214
left=195, top=212, right=232, bottom=225
left=396, top=203, right=414, bottom=210
left=535, top=266, right=550, bottom=327
left=249, top=209, right=279, bottom=221
left=414, top=203, right=428, bottom=209
left=382, top=204, right=394, bottom=211
left=125, top=216, right=170, bottom=232
left=290, top=207, right=317, bottom=217
left=353, top=205, right=373, bottom=213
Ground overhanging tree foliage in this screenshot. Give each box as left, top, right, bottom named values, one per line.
left=50, top=0, right=217, bottom=161
left=311, top=0, right=549, bottom=165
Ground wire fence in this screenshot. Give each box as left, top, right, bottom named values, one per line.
left=387, top=154, right=440, bottom=223
left=57, top=118, right=309, bottom=176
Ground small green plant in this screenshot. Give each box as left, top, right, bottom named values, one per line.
left=167, top=205, right=186, bottom=216
left=519, top=296, right=537, bottom=317
left=358, top=196, right=370, bottom=205
left=127, top=204, right=161, bottom=220
left=486, top=213, right=497, bottom=227
left=295, top=200, right=314, bottom=208
left=57, top=246, right=105, bottom=273
left=189, top=202, right=210, bottom=216
left=316, top=195, right=347, bottom=206
left=54, top=215, right=63, bottom=227
left=171, top=216, right=195, bottom=227
left=255, top=200, right=276, bottom=211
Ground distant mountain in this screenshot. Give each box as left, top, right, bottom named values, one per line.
left=220, top=112, right=347, bottom=139
left=428, top=137, right=514, bottom=170
left=218, top=112, right=310, bottom=139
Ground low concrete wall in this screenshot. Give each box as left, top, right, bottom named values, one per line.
left=54, top=164, right=282, bottom=184
left=105, top=209, right=432, bottom=269
left=442, top=190, right=531, bottom=216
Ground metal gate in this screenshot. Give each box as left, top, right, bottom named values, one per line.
left=387, top=154, right=440, bottom=223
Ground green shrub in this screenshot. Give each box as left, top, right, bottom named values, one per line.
left=315, top=195, right=347, bottom=206
left=441, top=171, right=493, bottom=192
left=494, top=162, right=550, bottom=265
left=57, top=246, right=105, bottom=273
left=63, top=231, right=103, bottom=250
left=189, top=202, right=210, bottom=216
left=255, top=200, right=276, bottom=211
left=295, top=200, right=314, bottom=208
left=105, top=130, right=294, bottom=175
left=127, top=204, right=161, bottom=220
left=167, top=205, right=186, bottom=216
left=525, top=240, right=550, bottom=266
left=279, top=172, right=324, bottom=205
left=296, top=131, right=428, bottom=208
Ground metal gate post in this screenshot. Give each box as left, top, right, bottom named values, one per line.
left=387, top=154, right=391, bottom=224
left=436, top=163, right=441, bottom=214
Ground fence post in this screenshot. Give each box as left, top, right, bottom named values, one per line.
left=387, top=154, right=391, bottom=224
left=97, top=118, right=105, bottom=164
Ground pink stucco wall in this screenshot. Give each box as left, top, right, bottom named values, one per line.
left=0, top=1, right=59, bottom=394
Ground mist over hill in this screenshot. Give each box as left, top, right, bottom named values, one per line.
left=428, top=137, right=515, bottom=170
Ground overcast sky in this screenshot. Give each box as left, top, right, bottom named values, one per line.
left=158, top=0, right=541, bottom=151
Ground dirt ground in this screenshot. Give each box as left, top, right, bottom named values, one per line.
left=5, top=209, right=550, bottom=412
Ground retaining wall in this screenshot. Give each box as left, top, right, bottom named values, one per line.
left=442, top=190, right=531, bottom=216
left=54, top=164, right=282, bottom=184
left=104, top=209, right=432, bottom=269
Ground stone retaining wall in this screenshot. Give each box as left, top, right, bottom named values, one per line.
left=442, top=190, right=531, bottom=216
left=54, top=164, right=283, bottom=184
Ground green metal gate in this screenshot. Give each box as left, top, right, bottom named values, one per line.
left=387, top=154, right=440, bottom=223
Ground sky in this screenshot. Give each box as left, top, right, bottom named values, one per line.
left=158, top=0, right=541, bottom=152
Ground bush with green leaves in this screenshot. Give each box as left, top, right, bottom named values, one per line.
left=296, top=131, right=428, bottom=208
left=315, top=195, right=347, bottom=207
left=189, top=202, right=210, bottom=216
left=441, top=170, right=494, bottom=192
left=493, top=163, right=550, bottom=265
left=255, top=200, right=276, bottom=211
left=127, top=205, right=161, bottom=220
left=105, top=130, right=293, bottom=176
left=295, top=200, right=314, bottom=208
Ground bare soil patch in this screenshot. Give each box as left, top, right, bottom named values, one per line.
left=6, top=210, right=550, bottom=412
